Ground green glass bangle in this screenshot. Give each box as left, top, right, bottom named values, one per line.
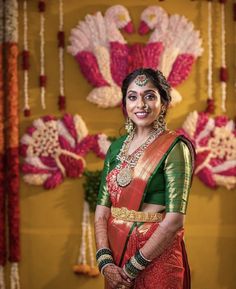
left=135, top=250, right=151, bottom=267
left=98, top=259, right=114, bottom=272
left=96, top=247, right=112, bottom=260
left=123, top=250, right=151, bottom=279
left=125, top=261, right=140, bottom=277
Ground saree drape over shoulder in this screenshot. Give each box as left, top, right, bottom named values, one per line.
left=97, top=131, right=195, bottom=289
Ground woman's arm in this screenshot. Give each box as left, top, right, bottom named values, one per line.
left=94, top=205, right=110, bottom=249
left=95, top=205, right=132, bottom=288
left=95, top=141, right=133, bottom=288
left=139, top=212, right=184, bottom=260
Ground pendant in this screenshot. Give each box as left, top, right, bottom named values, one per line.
left=116, top=166, right=133, bottom=187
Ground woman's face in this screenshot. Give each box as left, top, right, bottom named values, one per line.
left=125, top=77, right=162, bottom=129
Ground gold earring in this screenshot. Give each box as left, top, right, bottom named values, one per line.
left=125, top=118, right=135, bottom=134
left=153, top=106, right=166, bottom=130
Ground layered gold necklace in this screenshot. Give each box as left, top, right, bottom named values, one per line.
left=116, top=127, right=164, bottom=187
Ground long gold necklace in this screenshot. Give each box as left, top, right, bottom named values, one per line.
left=116, top=127, right=164, bottom=187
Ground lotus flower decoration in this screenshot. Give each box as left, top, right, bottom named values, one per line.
left=20, top=114, right=111, bottom=189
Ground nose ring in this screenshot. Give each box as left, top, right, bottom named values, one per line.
left=143, top=103, right=149, bottom=112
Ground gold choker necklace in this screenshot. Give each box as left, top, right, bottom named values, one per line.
left=116, top=128, right=164, bottom=187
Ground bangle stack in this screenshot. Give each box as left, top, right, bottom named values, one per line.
left=96, top=248, right=114, bottom=274
left=123, top=250, right=151, bottom=279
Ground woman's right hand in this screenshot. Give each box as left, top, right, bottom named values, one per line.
left=103, top=264, right=133, bottom=289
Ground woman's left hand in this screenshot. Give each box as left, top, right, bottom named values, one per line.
left=103, top=264, right=134, bottom=289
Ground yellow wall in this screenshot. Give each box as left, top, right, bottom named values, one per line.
left=18, top=1, right=236, bottom=289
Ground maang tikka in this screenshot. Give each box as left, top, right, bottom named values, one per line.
left=134, top=74, right=149, bottom=87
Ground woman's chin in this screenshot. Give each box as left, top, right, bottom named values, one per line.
left=133, top=120, right=154, bottom=129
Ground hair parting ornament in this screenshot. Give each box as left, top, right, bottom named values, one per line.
left=134, top=74, right=149, bottom=87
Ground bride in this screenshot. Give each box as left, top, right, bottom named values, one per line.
left=94, top=68, right=195, bottom=289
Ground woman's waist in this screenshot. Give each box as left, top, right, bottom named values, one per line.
left=110, top=206, right=165, bottom=223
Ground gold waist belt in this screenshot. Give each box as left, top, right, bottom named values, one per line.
left=111, top=206, right=163, bottom=223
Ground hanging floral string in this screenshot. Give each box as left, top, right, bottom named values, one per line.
left=0, top=0, right=6, bottom=287
left=73, top=201, right=99, bottom=277
left=178, top=0, right=236, bottom=190
left=38, top=0, right=46, bottom=109
left=22, top=0, right=30, bottom=116
left=58, top=0, right=66, bottom=110
left=5, top=0, right=20, bottom=288
left=233, top=1, right=236, bottom=91
left=234, top=1, right=236, bottom=21
left=219, top=0, right=228, bottom=112
left=205, top=0, right=215, bottom=113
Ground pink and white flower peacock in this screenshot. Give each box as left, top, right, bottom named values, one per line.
left=20, top=114, right=111, bottom=189
left=67, top=5, right=203, bottom=108
left=67, top=5, right=133, bottom=108
left=139, top=6, right=203, bottom=104
left=178, top=111, right=236, bottom=190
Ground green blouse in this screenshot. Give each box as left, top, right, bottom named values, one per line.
left=97, top=134, right=193, bottom=214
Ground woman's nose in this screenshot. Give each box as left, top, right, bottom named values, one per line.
left=136, top=97, right=145, bottom=108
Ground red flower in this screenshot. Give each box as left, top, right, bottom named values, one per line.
left=57, top=31, right=65, bottom=48
left=24, top=108, right=31, bottom=117
left=58, top=95, right=66, bottom=110
left=22, top=50, right=30, bottom=70
left=60, top=155, right=85, bottom=178
left=220, top=67, right=228, bottom=82
left=39, top=75, right=47, bottom=87
left=38, top=1, right=46, bottom=12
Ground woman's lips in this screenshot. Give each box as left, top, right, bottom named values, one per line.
left=135, top=112, right=149, bottom=119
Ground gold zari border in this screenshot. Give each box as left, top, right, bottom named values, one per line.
left=111, top=207, right=163, bottom=223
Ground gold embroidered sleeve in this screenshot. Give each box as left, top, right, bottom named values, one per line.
left=97, top=147, right=112, bottom=208
left=164, top=141, right=193, bottom=214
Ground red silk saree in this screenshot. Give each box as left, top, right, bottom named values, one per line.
left=105, top=131, right=191, bottom=289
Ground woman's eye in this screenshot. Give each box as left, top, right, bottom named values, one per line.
left=127, top=95, right=137, bottom=101
left=144, top=94, right=156, bottom=100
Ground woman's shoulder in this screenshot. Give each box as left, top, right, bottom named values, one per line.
left=164, top=130, right=195, bottom=152
left=109, top=134, right=127, bottom=151
left=164, top=132, right=195, bottom=168
left=110, top=134, right=127, bottom=147
left=105, top=134, right=127, bottom=162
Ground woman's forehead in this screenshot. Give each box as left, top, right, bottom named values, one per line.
left=127, top=79, right=157, bottom=93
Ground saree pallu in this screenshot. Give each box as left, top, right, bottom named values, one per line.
left=107, top=216, right=189, bottom=289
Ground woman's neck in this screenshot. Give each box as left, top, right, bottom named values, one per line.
left=134, top=126, right=153, bottom=140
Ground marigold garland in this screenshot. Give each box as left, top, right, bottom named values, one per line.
left=0, top=0, right=6, bottom=287
left=73, top=201, right=99, bottom=278
left=74, top=135, right=114, bottom=277
left=4, top=0, right=20, bottom=288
